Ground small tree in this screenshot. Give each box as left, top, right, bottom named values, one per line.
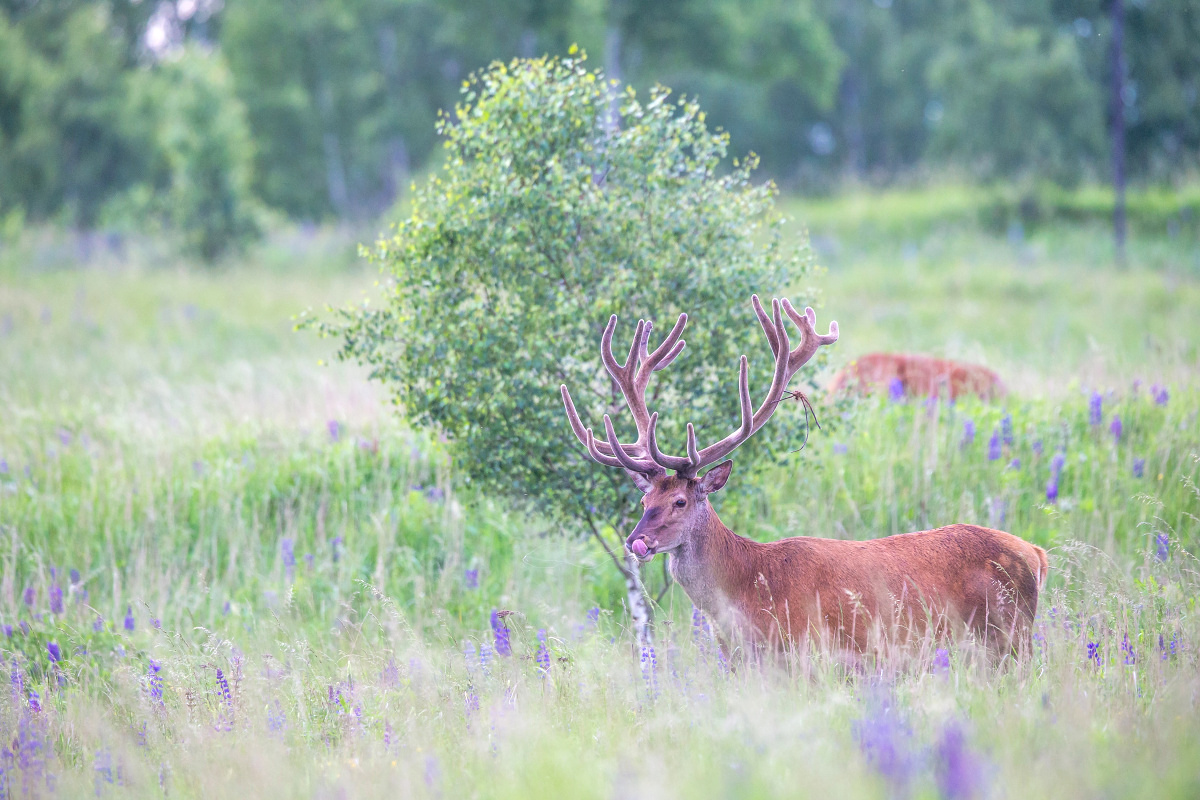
left=318, top=52, right=822, bottom=638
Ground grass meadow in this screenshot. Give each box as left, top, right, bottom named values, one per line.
left=1, top=196, right=1198, bottom=798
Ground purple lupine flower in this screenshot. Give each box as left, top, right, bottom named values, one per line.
left=1151, top=384, right=1169, bottom=406
left=465, top=690, right=480, bottom=719
left=222, top=600, right=231, bottom=616
left=281, top=538, right=295, bottom=582
left=1050, top=452, right=1065, bottom=477
left=535, top=630, right=551, bottom=674
left=640, top=644, right=658, bottom=697
left=11, top=659, right=23, bottom=697
left=267, top=700, right=286, bottom=735
left=934, top=721, right=985, bottom=800
left=70, top=568, right=80, bottom=585
left=833, top=442, right=849, bottom=455
left=49, top=581, right=63, bottom=615
left=933, top=648, right=950, bottom=676
left=124, top=606, right=135, bottom=631
left=93, top=615, right=104, bottom=632
left=383, top=721, right=393, bottom=752
left=464, top=569, right=479, bottom=590
left=46, top=642, right=61, bottom=663
left=148, top=660, right=164, bottom=705
left=479, top=643, right=492, bottom=670
left=887, top=377, right=904, bottom=402
left=987, top=429, right=1002, bottom=461
left=1089, top=391, right=1103, bottom=425
left=1000, top=413, right=1013, bottom=446
left=0, top=458, right=7, bottom=474
left=1032, top=439, right=1044, bottom=457
left=1086, top=641, right=1102, bottom=666
left=215, top=668, right=233, bottom=731
left=1046, top=479, right=1058, bottom=505
left=1133, top=458, right=1145, bottom=478
left=586, top=607, right=600, bottom=625
left=1109, top=415, right=1122, bottom=442
left=327, top=420, right=341, bottom=441
left=1155, top=532, right=1169, bottom=562
left=23, top=586, right=35, bottom=607
left=331, top=536, right=343, bottom=564
left=57, top=429, right=71, bottom=446
left=853, top=694, right=917, bottom=795
left=3, top=625, right=11, bottom=637
left=961, top=419, right=975, bottom=447
left=304, top=553, right=314, bottom=571
left=490, top=610, right=511, bottom=656
left=1159, top=634, right=1178, bottom=660
left=1120, top=634, right=1136, bottom=665
left=28, top=688, right=42, bottom=713
left=1008, top=458, right=1021, bottom=471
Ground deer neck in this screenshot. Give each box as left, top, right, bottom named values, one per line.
left=667, top=505, right=758, bottom=621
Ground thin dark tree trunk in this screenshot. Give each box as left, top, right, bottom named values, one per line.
left=1110, top=0, right=1127, bottom=265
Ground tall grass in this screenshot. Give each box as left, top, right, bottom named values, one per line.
left=1, top=208, right=1198, bottom=798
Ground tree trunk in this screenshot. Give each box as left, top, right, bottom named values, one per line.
left=623, top=553, right=653, bottom=648
left=1110, top=0, right=1127, bottom=265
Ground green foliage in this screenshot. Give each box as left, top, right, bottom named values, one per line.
left=928, top=2, right=1103, bottom=184
left=153, top=47, right=262, bottom=260
left=319, top=54, right=819, bottom=530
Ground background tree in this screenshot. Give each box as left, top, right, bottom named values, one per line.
left=315, top=53, right=826, bottom=637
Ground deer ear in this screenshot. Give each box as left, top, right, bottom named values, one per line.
left=697, top=461, right=733, bottom=494
left=624, top=469, right=656, bottom=494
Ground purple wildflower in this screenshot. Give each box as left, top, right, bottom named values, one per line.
left=28, top=688, right=42, bottom=713
left=640, top=644, right=658, bottom=697
left=1087, top=641, right=1102, bottom=666
left=1155, top=532, right=1169, bottom=562
left=267, top=700, right=286, bottom=735
left=887, top=377, right=904, bottom=403
left=46, top=642, right=61, bottom=663
left=49, top=581, right=63, bottom=615
left=11, top=659, right=23, bottom=697
left=935, top=721, right=986, bottom=800
left=1050, top=452, right=1066, bottom=477
left=23, top=586, right=35, bottom=607
left=1008, top=458, right=1021, bottom=471
left=0, top=458, right=7, bottom=474
left=933, top=648, right=950, bottom=675
left=124, top=606, right=135, bottom=632
left=1045, top=479, right=1058, bottom=505
left=327, top=420, right=341, bottom=441
left=464, top=569, right=479, bottom=590
left=93, top=616, right=104, bottom=632
left=1133, top=458, right=1145, bottom=478
left=281, top=538, right=295, bottom=582
left=1151, top=384, right=1169, bottom=406
left=1120, top=634, right=1136, bottom=665
left=1089, top=391, right=1103, bottom=425
left=1159, top=634, right=1178, bottom=660
left=70, top=568, right=80, bottom=585
left=1000, top=413, right=1013, bottom=446
left=987, top=428, right=1002, bottom=461
left=331, top=536, right=343, bottom=563
left=832, top=442, right=848, bottom=455
left=215, top=668, right=233, bottom=731
left=586, top=607, right=600, bottom=625
left=490, top=610, right=511, bottom=656
left=57, top=428, right=71, bottom=446
left=3, top=625, right=11, bottom=637
left=853, top=694, right=917, bottom=795
left=1109, top=414, right=1122, bottom=442
left=1032, top=439, right=1043, bottom=457
left=148, top=660, right=164, bottom=705
left=535, top=630, right=551, bottom=674
left=465, top=690, right=480, bottom=718
left=961, top=419, right=975, bottom=447
left=479, top=643, right=492, bottom=669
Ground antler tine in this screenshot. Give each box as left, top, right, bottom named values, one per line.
left=584, top=427, right=625, bottom=468
left=639, top=313, right=688, bottom=381
left=781, top=299, right=840, bottom=374
left=751, top=294, right=781, bottom=357
left=603, top=414, right=658, bottom=473
left=653, top=340, right=686, bottom=372
left=646, top=412, right=695, bottom=472
left=561, top=384, right=615, bottom=456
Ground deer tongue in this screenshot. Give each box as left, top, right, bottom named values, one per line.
left=631, top=539, right=649, bottom=558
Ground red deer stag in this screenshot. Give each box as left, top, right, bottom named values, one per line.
left=560, top=297, right=1047, bottom=659
left=828, top=352, right=1006, bottom=401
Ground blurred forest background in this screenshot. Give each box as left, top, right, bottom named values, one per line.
left=1, top=0, right=1198, bottom=261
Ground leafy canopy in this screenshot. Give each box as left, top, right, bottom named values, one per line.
left=321, top=53, right=822, bottom=529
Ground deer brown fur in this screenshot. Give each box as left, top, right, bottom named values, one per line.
left=828, top=352, right=1006, bottom=401
left=561, top=296, right=1047, bottom=658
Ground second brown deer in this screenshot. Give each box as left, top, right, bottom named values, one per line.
left=561, top=296, right=1047, bottom=659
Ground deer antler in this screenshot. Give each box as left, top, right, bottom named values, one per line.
left=561, top=295, right=838, bottom=479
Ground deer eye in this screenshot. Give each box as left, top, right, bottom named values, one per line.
left=674, top=498, right=687, bottom=508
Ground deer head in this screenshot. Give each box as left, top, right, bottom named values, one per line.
left=561, top=296, right=838, bottom=562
